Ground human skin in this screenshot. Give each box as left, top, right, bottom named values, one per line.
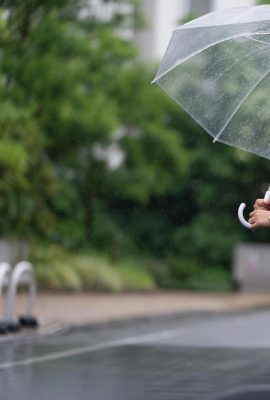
left=248, top=199, right=270, bottom=231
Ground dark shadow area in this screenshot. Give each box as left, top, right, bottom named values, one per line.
left=217, top=390, right=270, bottom=400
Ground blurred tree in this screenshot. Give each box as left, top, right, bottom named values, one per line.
left=1, top=0, right=269, bottom=291
left=92, top=63, right=189, bottom=256
left=0, top=0, right=188, bottom=254
left=0, top=0, right=115, bottom=240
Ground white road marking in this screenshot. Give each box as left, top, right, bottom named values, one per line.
left=0, top=328, right=181, bottom=370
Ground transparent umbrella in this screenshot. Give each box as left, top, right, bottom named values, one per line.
left=153, top=5, right=270, bottom=229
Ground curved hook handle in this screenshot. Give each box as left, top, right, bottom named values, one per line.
left=238, top=203, right=252, bottom=229
left=238, top=187, right=270, bottom=230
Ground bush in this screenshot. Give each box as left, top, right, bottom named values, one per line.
left=147, top=257, right=233, bottom=292
left=31, top=244, right=155, bottom=292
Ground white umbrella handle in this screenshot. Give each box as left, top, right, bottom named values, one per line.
left=238, top=188, right=270, bottom=229
left=238, top=203, right=252, bottom=229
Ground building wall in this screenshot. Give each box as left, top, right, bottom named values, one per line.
left=189, top=0, right=213, bottom=16
left=136, top=0, right=257, bottom=61
left=154, top=0, right=186, bottom=61
left=134, top=0, right=187, bottom=61
left=213, top=0, right=255, bottom=9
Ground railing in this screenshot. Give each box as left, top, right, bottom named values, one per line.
left=0, top=261, right=38, bottom=334
left=0, top=262, right=11, bottom=297
left=0, top=263, right=12, bottom=333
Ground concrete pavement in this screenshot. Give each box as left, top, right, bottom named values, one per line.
left=15, top=291, right=270, bottom=327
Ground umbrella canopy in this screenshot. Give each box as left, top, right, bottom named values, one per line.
left=153, top=6, right=270, bottom=159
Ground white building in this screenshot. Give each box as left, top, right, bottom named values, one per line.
left=135, top=0, right=256, bottom=61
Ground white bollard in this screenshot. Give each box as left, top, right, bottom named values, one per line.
left=5, top=261, right=38, bottom=330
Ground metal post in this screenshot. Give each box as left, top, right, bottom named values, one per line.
left=0, top=262, right=12, bottom=333
left=0, top=262, right=11, bottom=298
left=5, top=261, right=38, bottom=328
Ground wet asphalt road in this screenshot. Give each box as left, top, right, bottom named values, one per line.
left=2, top=310, right=270, bottom=400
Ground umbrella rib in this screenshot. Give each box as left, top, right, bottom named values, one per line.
left=242, top=35, right=270, bottom=46
left=153, top=32, right=270, bottom=84
left=213, top=67, right=270, bottom=143
left=152, top=33, right=245, bottom=83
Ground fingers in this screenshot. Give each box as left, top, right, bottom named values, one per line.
left=246, top=200, right=270, bottom=231
left=253, top=199, right=266, bottom=210
left=249, top=209, right=257, bottom=225
left=251, top=223, right=258, bottom=232
left=248, top=214, right=258, bottom=230
left=248, top=209, right=270, bottom=230
left=253, top=198, right=270, bottom=210
left=249, top=210, right=263, bottom=223
left=248, top=217, right=256, bottom=224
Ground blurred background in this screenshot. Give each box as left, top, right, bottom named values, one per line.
left=0, top=0, right=269, bottom=295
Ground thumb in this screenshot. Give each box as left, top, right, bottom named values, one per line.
left=264, top=198, right=270, bottom=205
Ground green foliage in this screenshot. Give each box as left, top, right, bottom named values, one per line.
left=0, top=0, right=269, bottom=293
left=32, top=244, right=155, bottom=292
left=0, top=0, right=189, bottom=256
left=147, top=257, right=233, bottom=292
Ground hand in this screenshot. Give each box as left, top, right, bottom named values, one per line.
left=253, top=198, right=270, bottom=211
left=249, top=209, right=270, bottom=231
